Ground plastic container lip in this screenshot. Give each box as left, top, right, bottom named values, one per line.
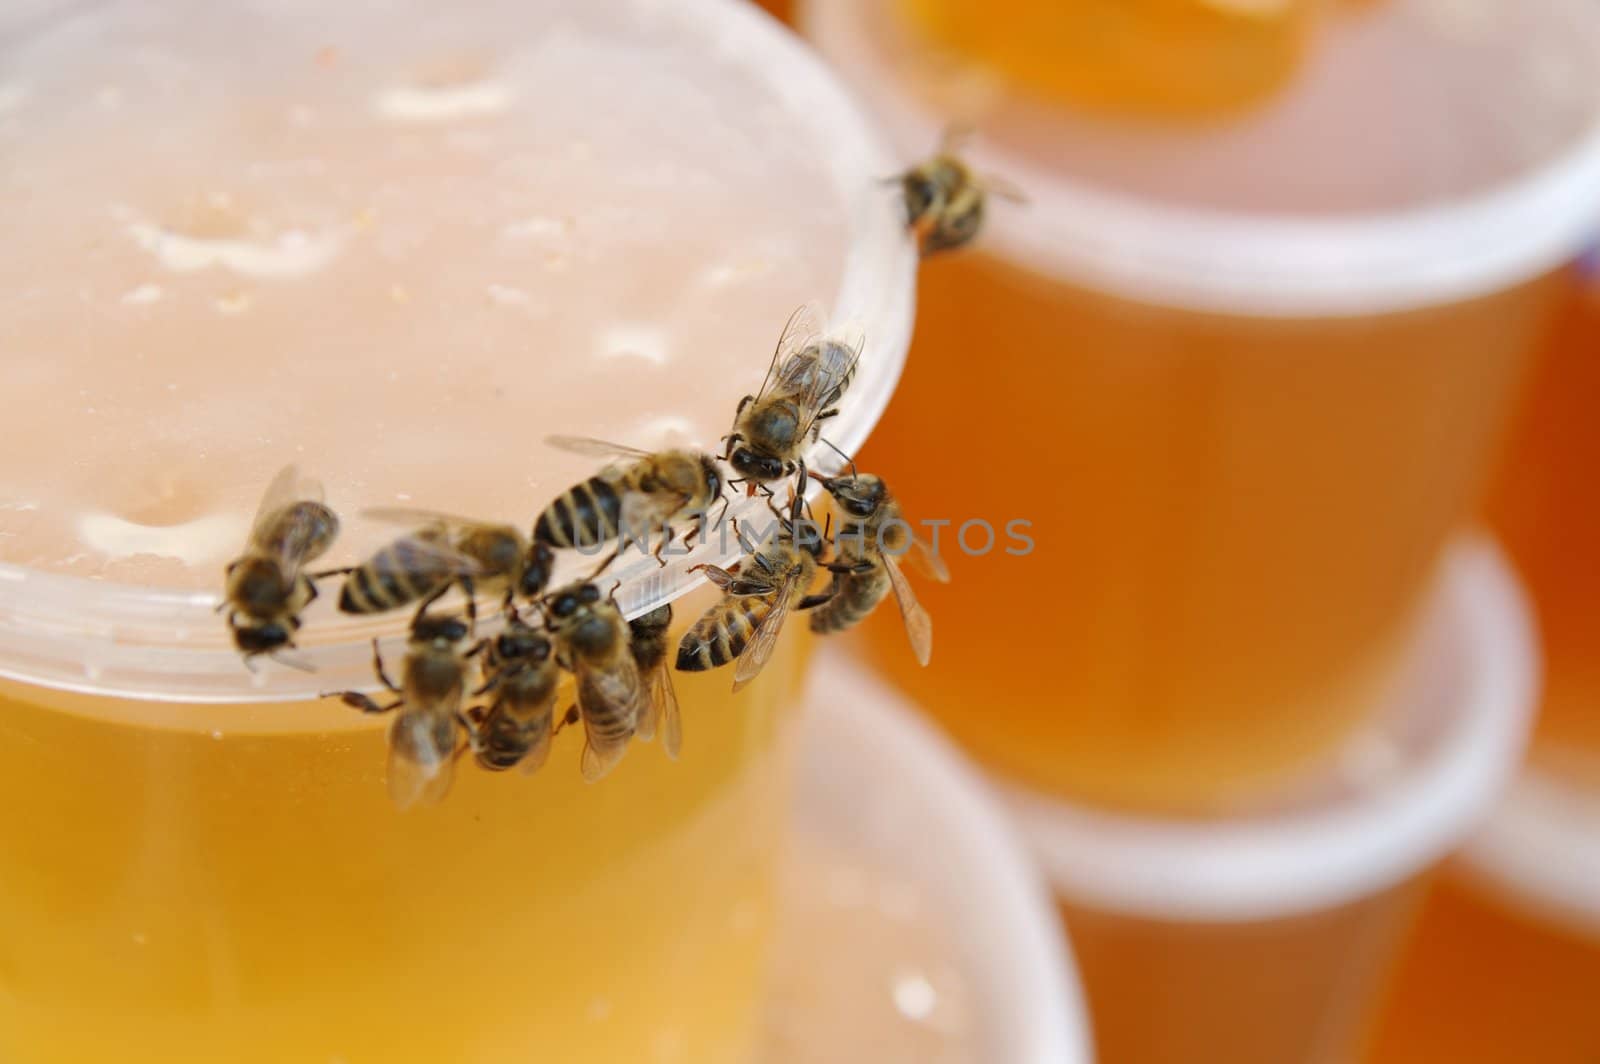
left=1004, top=536, right=1538, bottom=924
left=0, top=0, right=918, bottom=704
left=803, top=0, right=1600, bottom=319
left=793, top=651, right=1092, bottom=1064
left=1457, top=766, right=1600, bottom=940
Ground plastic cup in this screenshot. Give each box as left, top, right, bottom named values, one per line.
left=0, top=2, right=915, bottom=1062
left=1002, top=538, right=1537, bottom=1064
left=761, top=652, right=1091, bottom=1064
left=1486, top=277, right=1600, bottom=774
left=1364, top=769, right=1600, bottom=1063
left=804, top=0, right=1600, bottom=813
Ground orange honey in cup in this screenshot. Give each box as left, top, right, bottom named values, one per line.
left=806, top=0, right=1600, bottom=813
left=0, top=2, right=916, bottom=1061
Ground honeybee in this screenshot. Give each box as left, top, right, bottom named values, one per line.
left=724, top=305, right=863, bottom=494
left=536, top=438, right=725, bottom=564
left=676, top=515, right=829, bottom=692
left=327, top=611, right=474, bottom=810
left=894, top=129, right=1024, bottom=257
left=543, top=581, right=643, bottom=782
left=463, top=619, right=562, bottom=774
left=810, top=473, right=949, bottom=666
left=628, top=604, right=682, bottom=759
left=325, top=509, right=554, bottom=620
left=221, top=464, right=340, bottom=661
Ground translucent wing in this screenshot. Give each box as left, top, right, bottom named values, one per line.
left=544, top=435, right=654, bottom=461
left=580, top=738, right=627, bottom=783
left=386, top=711, right=458, bottom=810
left=575, top=662, right=638, bottom=783
left=908, top=534, right=952, bottom=583
left=518, top=709, right=556, bottom=776
left=884, top=556, right=934, bottom=667
left=794, top=334, right=864, bottom=441
left=366, top=532, right=487, bottom=578
left=981, top=172, right=1029, bottom=205
left=248, top=464, right=324, bottom=559
left=361, top=507, right=512, bottom=535
left=732, top=569, right=801, bottom=692
left=752, top=302, right=823, bottom=406
left=639, top=664, right=682, bottom=760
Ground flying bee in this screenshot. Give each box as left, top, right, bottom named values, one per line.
left=324, top=509, right=554, bottom=621
left=221, top=464, right=340, bottom=662
left=628, top=604, right=682, bottom=759
left=543, top=581, right=643, bottom=782
left=724, top=304, right=863, bottom=496
left=326, top=611, right=475, bottom=810
left=810, top=473, right=949, bottom=666
left=893, top=128, right=1025, bottom=257
left=677, top=508, right=830, bottom=692
left=536, top=438, right=725, bottom=565
left=463, top=619, right=562, bottom=775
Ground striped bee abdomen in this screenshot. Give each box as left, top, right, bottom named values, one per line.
left=676, top=597, right=772, bottom=671
left=578, top=664, right=641, bottom=743
left=810, top=568, right=890, bottom=636
left=535, top=475, right=623, bottom=549
left=339, top=537, right=454, bottom=614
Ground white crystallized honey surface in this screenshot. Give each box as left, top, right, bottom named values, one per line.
left=0, top=0, right=851, bottom=589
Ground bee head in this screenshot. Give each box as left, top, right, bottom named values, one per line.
left=821, top=473, right=886, bottom=519
left=698, top=455, right=723, bottom=500
left=413, top=613, right=470, bottom=645
left=518, top=542, right=554, bottom=599
left=233, top=621, right=292, bottom=656
left=482, top=530, right=523, bottom=575
left=729, top=445, right=784, bottom=484
left=901, top=167, right=942, bottom=223
left=498, top=625, right=552, bottom=664
left=548, top=582, right=601, bottom=620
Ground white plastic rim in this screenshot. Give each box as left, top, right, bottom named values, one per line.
left=1004, top=535, right=1538, bottom=924
left=794, top=652, right=1092, bottom=1064
left=803, top=0, right=1600, bottom=319
left=1457, top=767, right=1600, bottom=940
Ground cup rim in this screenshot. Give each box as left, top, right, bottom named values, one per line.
left=793, top=651, right=1093, bottom=1063
left=804, top=0, right=1600, bottom=318
left=1002, top=536, right=1538, bottom=924
left=1456, top=765, right=1600, bottom=939
left=0, top=0, right=919, bottom=704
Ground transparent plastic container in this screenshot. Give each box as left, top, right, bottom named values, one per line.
left=1365, top=769, right=1600, bottom=1063
left=1003, top=538, right=1538, bottom=1064
left=763, top=652, right=1091, bottom=1064
left=0, top=3, right=916, bottom=1061
left=804, top=0, right=1600, bottom=813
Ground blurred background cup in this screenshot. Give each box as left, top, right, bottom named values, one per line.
left=1364, top=769, right=1600, bottom=1064
left=1005, top=539, right=1538, bottom=1064
left=764, top=653, right=1092, bottom=1064
left=0, top=2, right=914, bottom=1061
left=802, top=0, right=1600, bottom=814
left=1362, top=271, right=1600, bottom=1064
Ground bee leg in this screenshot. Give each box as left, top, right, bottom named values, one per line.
left=552, top=705, right=581, bottom=736
left=827, top=561, right=876, bottom=576
left=457, top=576, right=478, bottom=635
left=651, top=533, right=670, bottom=568
left=369, top=638, right=401, bottom=692
left=411, top=582, right=453, bottom=627
left=329, top=691, right=401, bottom=715
left=310, top=565, right=356, bottom=580
left=585, top=548, right=620, bottom=581
left=796, top=591, right=835, bottom=611
left=471, top=671, right=502, bottom=697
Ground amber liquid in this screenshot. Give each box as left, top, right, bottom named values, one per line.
left=1487, top=280, right=1600, bottom=771
left=1364, top=873, right=1600, bottom=1064
left=860, top=253, right=1556, bottom=812
left=899, top=0, right=1321, bottom=118
left=1064, top=880, right=1425, bottom=1064
left=0, top=606, right=808, bottom=1064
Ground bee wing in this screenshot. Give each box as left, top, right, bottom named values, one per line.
left=908, top=534, right=952, bottom=584
left=752, top=302, right=823, bottom=405
left=575, top=662, right=638, bottom=783
left=371, top=532, right=489, bottom=578
left=362, top=507, right=518, bottom=538
left=248, top=464, right=324, bottom=558
left=544, top=435, right=655, bottom=461
left=795, top=334, right=865, bottom=440
left=884, top=555, right=934, bottom=667
left=732, top=570, right=801, bottom=692
left=981, top=172, right=1029, bottom=205
left=939, top=123, right=976, bottom=156
left=518, top=706, right=557, bottom=776
left=386, top=712, right=458, bottom=810
left=640, top=663, right=682, bottom=760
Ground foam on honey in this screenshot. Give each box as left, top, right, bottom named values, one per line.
left=0, top=0, right=851, bottom=589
